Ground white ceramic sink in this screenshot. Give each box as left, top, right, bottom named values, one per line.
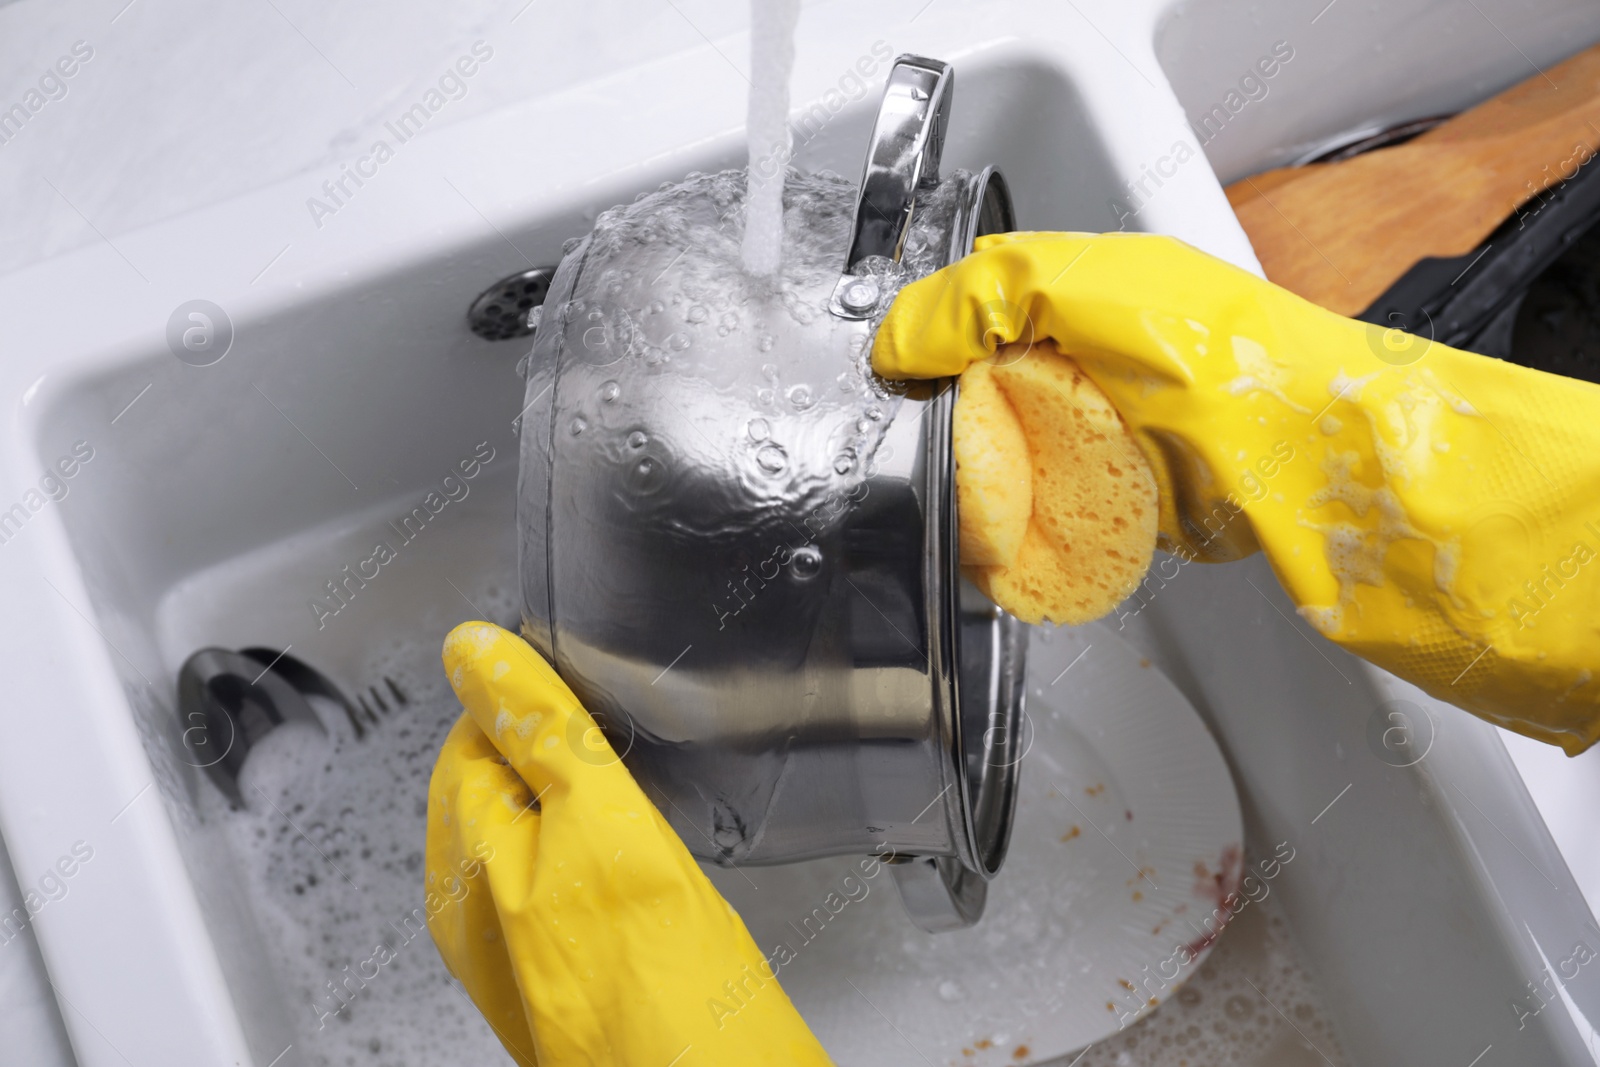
left=2, top=1, right=1599, bottom=1065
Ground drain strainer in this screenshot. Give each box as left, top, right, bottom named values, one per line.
left=468, top=266, right=558, bottom=341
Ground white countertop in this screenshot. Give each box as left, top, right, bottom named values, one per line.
left=0, top=0, right=766, bottom=278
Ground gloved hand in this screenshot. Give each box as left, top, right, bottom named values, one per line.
left=425, top=621, right=834, bottom=1066
left=875, top=232, right=1600, bottom=755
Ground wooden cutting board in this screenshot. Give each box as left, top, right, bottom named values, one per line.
left=1226, top=42, right=1600, bottom=316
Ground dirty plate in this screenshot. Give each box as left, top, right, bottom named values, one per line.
left=704, top=621, right=1244, bottom=1066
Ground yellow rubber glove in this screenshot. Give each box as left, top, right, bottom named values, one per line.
left=425, top=621, right=834, bottom=1066
left=875, top=232, right=1600, bottom=755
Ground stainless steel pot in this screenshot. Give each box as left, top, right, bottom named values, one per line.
left=516, top=55, right=1025, bottom=931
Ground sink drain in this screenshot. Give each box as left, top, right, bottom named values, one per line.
left=467, top=266, right=558, bottom=341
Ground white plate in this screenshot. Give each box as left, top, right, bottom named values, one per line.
left=705, top=621, right=1244, bottom=1066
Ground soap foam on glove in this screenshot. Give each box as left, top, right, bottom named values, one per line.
left=881, top=231, right=1600, bottom=755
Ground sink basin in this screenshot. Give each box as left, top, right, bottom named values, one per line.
left=2, top=2, right=1598, bottom=1065
left=1155, top=0, right=1600, bottom=180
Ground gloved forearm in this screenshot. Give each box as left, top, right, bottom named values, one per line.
left=875, top=232, right=1600, bottom=754
left=427, top=622, right=834, bottom=1066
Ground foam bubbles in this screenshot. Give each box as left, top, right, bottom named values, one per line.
left=210, top=579, right=522, bottom=1067
left=1072, top=896, right=1348, bottom=1067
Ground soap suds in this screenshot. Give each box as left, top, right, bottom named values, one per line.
left=1072, top=897, right=1348, bottom=1067
left=212, top=585, right=522, bottom=1067
left=1417, top=369, right=1481, bottom=416
left=1433, top=541, right=1465, bottom=606
left=1301, top=433, right=1465, bottom=622
left=1297, top=603, right=1342, bottom=635
left=1326, top=370, right=1378, bottom=405
left=1225, top=376, right=1312, bottom=413
left=1223, top=336, right=1311, bottom=414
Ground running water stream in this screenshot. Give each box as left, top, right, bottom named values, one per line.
left=740, top=0, right=801, bottom=278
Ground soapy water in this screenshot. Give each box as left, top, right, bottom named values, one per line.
left=741, top=0, right=802, bottom=278
left=218, top=579, right=523, bottom=1067
left=1068, top=899, right=1348, bottom=1067
left=214, top=607, right=1348, bottom=1067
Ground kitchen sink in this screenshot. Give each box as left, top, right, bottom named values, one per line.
left=1155, top=0, right=1600, bottom=180
left=2, top=1, right=1598, bottom=1065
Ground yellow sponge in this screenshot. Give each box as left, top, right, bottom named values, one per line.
left=953, top=358, right=1031, bottom=566
left=961, top=342, right=1159, bottom=626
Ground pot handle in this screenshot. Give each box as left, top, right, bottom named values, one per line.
left=830, top=54, right=953, bottom=320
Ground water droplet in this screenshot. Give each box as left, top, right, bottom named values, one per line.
left=837, top=371, right=857, bottom=393
left=515, top=353, right=531, bottom=379
left=667, top=332, right=691, bottom=351
left=686, top=305, right=708, bottom=323
left=833, top=451, right=856, bottom=475
left=789, top=385, right=813, bottom=410
left=747, top=418, right=770, bottom=442
left=789, top=546, right=823, bottom=579
left=719, top=312, right=738, bottom=330
left=866, top=405, right=884, bottom=421
left=761, top=363, right=779, bottom=381
left=569, top=417, right=587, bottom=436
left=756, top=443, right=787, bottom=474
left=599, top=381, right=620, bottom=402
left=527, top=304, right=545, bottom=330
left=649, top=300, right=664, bottom=314
left=856, top=418, right=872, bottom=433
left=627, top=431, right=648, bottom=449
left=561, top=237, right=583, bottom=255
left=625, top=456, right=666, bottom=495
left=1224, top=995, right=1252, bottom=1021
left=758, top=333, right=775, bottom=353
left=757, top=388, right=775, bottom=406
